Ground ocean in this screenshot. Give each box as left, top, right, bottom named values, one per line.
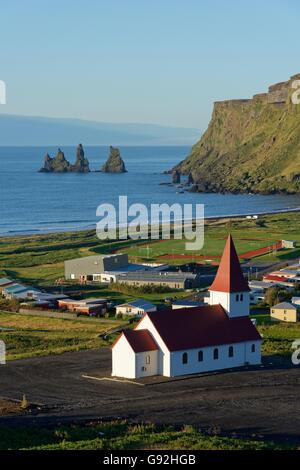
left=1, top=145, right=300, bottom=236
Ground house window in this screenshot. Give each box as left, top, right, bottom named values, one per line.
left=182, top=352, right=188, bottom=364
left=240, top=294, right=243, bottom=301
left=213, top=348, right=219, bottom=360
left=228, top=346, right=234, bottom=357
left=146, top=355, right=151, bottom=365
left=251, top=344, right=256, bottom=353
left=198, top=350, right=203, bottom=362
left=236, top=294, right=239, bottom=301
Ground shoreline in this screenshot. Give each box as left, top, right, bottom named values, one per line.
left=1, top=206, right=300, bottom=239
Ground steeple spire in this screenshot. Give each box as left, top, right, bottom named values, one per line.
left=209, top=234, right=250, bottom=293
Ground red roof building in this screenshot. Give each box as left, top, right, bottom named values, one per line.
left=112, top=235, right=262, bottom=379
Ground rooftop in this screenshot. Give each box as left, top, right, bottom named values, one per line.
left=121, top=329, right=158, bottom=353
left=172, top=299, right=203, bottom=307
left=117, top=271, right=197, bottom=282
left=272, top=302, right=297, bottom=310
left=146, top=304, right=261, bottom=352
left=209, top=235, right=250, bottom=293
left=0, top=278, right=13, bottom=286
left=118, top=299, right=156, bottom=310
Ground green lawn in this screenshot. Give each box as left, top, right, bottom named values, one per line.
left=111, top=213, right=300, bottom=264
left=0, top=312, right=127, bottom=360
left=2, top=212, right=300, bottom=287
left=0, top=421, right=294, bottom=450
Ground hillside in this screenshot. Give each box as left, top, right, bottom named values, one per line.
left=0, top=114, right=200, bottom=146
left=175, top=74, right=300, bottom=194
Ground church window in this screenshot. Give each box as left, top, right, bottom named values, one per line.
left=182, top=352, right=188, bottom=364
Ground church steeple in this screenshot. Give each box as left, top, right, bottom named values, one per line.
left=210, top=234, right=250, bottom=293
left=208, top=235, right=250, bottom=318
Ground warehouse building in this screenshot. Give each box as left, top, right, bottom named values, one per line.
left=65, top=254, right=129, bottom=280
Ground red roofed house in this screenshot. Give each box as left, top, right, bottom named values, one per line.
left=112, top=235, right=262, bottom=379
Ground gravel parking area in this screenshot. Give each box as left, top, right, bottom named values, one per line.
left=0, top=348, right=300, bottom=439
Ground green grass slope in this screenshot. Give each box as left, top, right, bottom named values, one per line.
left=177, top=74, right=300, bottom=194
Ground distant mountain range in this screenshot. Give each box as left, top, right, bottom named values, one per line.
left=0, top=114, right=200, bottom=146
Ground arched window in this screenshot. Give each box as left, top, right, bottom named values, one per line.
left=182, top=352, right=188, bottom=364
left=240, top=294, right=243, bottom=301
left=236, top=294, right=239, bottom=301
left=213, top=348, right=219, bottom=360
left=228, top=346, right=234, bottom=357
left=251, top=344, right=256, bottom=353
left=198, top=350, right=203, bottom=362
left=146, top=355, right=151, bottom=365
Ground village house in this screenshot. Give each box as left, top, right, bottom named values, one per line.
left=270, top=302, right=300, bottom=323
left=58, top=298, right=107, bottom=316
left=116, top=299, right=157, bottom=318
left=112, top=235, right=262, bottom=379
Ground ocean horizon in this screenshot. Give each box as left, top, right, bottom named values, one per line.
left=1, top=145, right=300, bottom=236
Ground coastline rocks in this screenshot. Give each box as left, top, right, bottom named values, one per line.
left=39, top=145, right=90, bottom=173
left=172, top=170, right=181, bottom=184
left=187, top=172, right=194, bottom=185
left=101, top=146, right=127, bottom=173
left=70, top=144, right=90, bottom=173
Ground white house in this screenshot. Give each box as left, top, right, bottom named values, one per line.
left=116, top=299, right=157, bottom=318
left=112, top=235, right=262, bottom=379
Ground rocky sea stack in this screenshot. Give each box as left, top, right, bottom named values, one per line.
left=174, top=73, right=300, bottom=194
left=39, top=144, right=90, bottom=173
left=101, top=146, right=127, bottom=173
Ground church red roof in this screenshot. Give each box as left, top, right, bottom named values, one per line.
left=146, top=305, right=261, bottom=352
left=209, top=234, right=250, bottom=293
left=120, top=329, right=158, bottom=353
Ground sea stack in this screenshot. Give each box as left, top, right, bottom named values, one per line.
left=172, top=170, right=181, bottom=184
left=101, top=146, right=127, bottom=173
left=70, top=144, right=90, bottom=173
left=39, top=145, right=90, bottom=173
left=39, top=148, right=70, bottom=172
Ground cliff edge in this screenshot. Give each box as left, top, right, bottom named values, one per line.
left=175, top=74, right=300, bottom=194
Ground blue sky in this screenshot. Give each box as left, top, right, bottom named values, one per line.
left=0, top=0, right=299, bottom=128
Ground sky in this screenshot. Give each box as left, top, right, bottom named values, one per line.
left=0, top=0, right=299, bottom=129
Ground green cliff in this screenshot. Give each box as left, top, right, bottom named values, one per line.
left=176, top=74, right=300, bottom=194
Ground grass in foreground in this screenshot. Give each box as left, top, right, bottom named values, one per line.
left=0, top=312, right=127, bottom=360
left=0, top=421, right=295, bottom=450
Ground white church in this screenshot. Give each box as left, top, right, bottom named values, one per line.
left=112, top=235, right=262, bottom=379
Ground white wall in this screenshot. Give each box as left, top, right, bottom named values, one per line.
left=112, top=335, right=136, bottom=378
left=170, top=341, right=261, bottom=377
left=135, top=315, right=171, bottom=376
left=209, top=290, right=250, bottom=317
left=135, top=350, right=159, bottom=377
left=116, top=305, right=156, bottom=317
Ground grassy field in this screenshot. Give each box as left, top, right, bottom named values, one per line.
left=118, top=213, right=300, bottom=264
left=0, top=312, right=127, bottom=360
left=0, top=309, right=299, bottom=361
left=1, top=212, right=300, bottom=361
left=0, top=421, right=295, bottom=450
left=1, top=212, right=300, bottom=288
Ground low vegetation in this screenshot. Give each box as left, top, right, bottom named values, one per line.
left=0, top=312, right=127, bottom=360
left=0, top=421, right=295, bottom=450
